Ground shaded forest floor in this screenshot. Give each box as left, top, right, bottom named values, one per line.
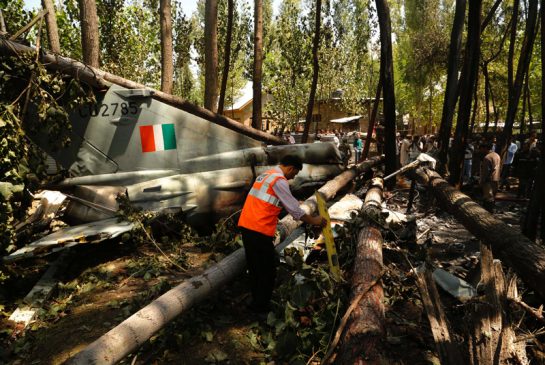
left=1, top=178, right=544, bottom=364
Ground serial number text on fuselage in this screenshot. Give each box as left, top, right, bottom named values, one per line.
left=79, top=102, right=139, bottom=118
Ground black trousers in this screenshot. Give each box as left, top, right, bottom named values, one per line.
left=240, top=227, right=278, bottom=310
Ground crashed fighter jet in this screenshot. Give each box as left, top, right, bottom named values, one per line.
left=5, top=81, right=343, bottom=261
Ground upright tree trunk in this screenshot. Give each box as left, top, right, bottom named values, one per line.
left=483, top=64, right=491, bottom=134
left=526, top=75, right=534, bottom=131
left=160, top=0, right=173, bottom=94
left=508, top=0, right=520, bottom=93
left=362, top=65, right=383, bottom=160
left=79, top=0, right=100, bottom=67
left=541, top=0, right=545, bottom=242
left=302, top=0, right=322, bottom=143
left=437, top=0, right=466, bottom=174
left=481, top=0, right=503, bottom=31
left=0, top=10, right=6, bottom=34
left=469, top=73, right=479, bottom=135
left=375, top=0, right=397, bottom=187
left=448, top=0, right=481, bottom=187
left=520, top=72, right=529, bottom=134
left=218, top=0, right=234, bottom=114
left=252, top=0, right=263, bottom=130
left=498, top=0, right=538, bottom=155
left=204, top=0, right=219, bottom=112
left=41, top=0, right=60, bottom=53
left=524, top=0, right=545, bottom=241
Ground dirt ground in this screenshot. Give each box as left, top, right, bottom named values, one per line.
left=1, top=178, right=544, bottom=364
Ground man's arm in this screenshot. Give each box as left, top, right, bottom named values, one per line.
left=273, top=179, right=326, bottom=227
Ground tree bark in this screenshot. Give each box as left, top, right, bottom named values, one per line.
left=217, top=0, right=233, bottom=115
left=78, top=0, right=100, bottom=67
left=498, top=0, right=538, bottom=156
left=469, top=74, right=479, bottom=135
left=416, top=268, right=464, bottom=365
left=41, top=0, right=60, bottom=53
left=252, top=0, right=263, bottom=130
left=362, top=66, right=383, bottom=161
left=507, top=0, right=520, bottom=94
left=448, top=0, right=481, bottom=187
left=375, top=0, right=397, bottom=188
left=0, top=10, right=6, bottom=34
left=481, top=0, right=503, bottom=32
left=204, top=0, right=219, bottom=112
left=483, top=64, right=491, bottom=134
left=526, top=73, right=533, bottom=130
left=468, top=243, right=502, bottom=365
left=337, top=178, right=385, bottom=364
left=437, top=0, right=466, bottom=174
left=301, top=0, right=322, bottom=143
left=65, top=157, right=384, bottom=365
left=520, top=71, right=529, bottom=135
left=160, top=0, right=173, bottom=94
left=415, top=167, right=545, bottom=300
left=0, top=38, right=286, bottom=145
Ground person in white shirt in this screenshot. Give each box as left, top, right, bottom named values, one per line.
left=400, top=134, right=411, bottom=166
left=333, top=133, right=340, bottom=148
left=500, top=137, right=518, bottom=190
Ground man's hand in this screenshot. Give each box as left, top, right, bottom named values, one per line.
left=302, top=214, right=327, bottom=228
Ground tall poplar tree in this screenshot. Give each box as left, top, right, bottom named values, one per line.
left=160, top=0, right=173, bottom=94
left=42, top=0, right=61, bottom=53
left=302, top=0, right=321, bottom=143
left=448, top=0, right=482, bottom=187
left=79, top=0, right=99, bottom=67
left=375, top=0, right=397, bottom=183
left=252, top=0, right=263, bottom=130
left=204, top=0, right=219, bottom=112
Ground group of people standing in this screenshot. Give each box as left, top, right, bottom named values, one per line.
left=463, top=133, right=541, bottom=210
left=397, top=132, right=541, bottom=212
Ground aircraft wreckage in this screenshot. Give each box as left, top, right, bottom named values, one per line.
left=1, top=38, right=344, bottom=262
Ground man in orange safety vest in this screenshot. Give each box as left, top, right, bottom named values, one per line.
left=238, top=155, right=326, bottom=313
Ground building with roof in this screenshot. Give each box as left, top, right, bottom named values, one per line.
left=224, top=85, right=382, bottom=133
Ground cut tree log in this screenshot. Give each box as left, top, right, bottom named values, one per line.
left=499, top=270, right=529, bottom=364
left=416, top=266, right=465, bottom=365
left=336, top=177, right=386, bottom=364
left=414, top=167, right=545, bottom=300
left=0, top=38, right=285, bottom=146
left=65, top=157, right=384, bottom=365
left=467, top=243, right=502, bottom=365
left=468, top=245, right=529, bottom=365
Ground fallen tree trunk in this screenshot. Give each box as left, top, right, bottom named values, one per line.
left=65, top=157, right=384, bottom=365
left=336, top=177, right=386, bottom=364
left=0, top=38, right=285, bottom=146
left=414, top=167, right=545, bottom=300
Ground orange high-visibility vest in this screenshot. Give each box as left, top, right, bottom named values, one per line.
left=238, top=168, right=286, bottom=237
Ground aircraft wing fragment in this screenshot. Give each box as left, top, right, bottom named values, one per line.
left=3, top=218, right=134, bottom=263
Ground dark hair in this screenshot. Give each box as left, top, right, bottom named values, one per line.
left=280, top=155, right=303, bottom=170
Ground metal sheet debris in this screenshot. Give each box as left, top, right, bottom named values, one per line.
left=4, top=218, right=134, bottom=262
left=432, top=267, right=477, bottom=302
